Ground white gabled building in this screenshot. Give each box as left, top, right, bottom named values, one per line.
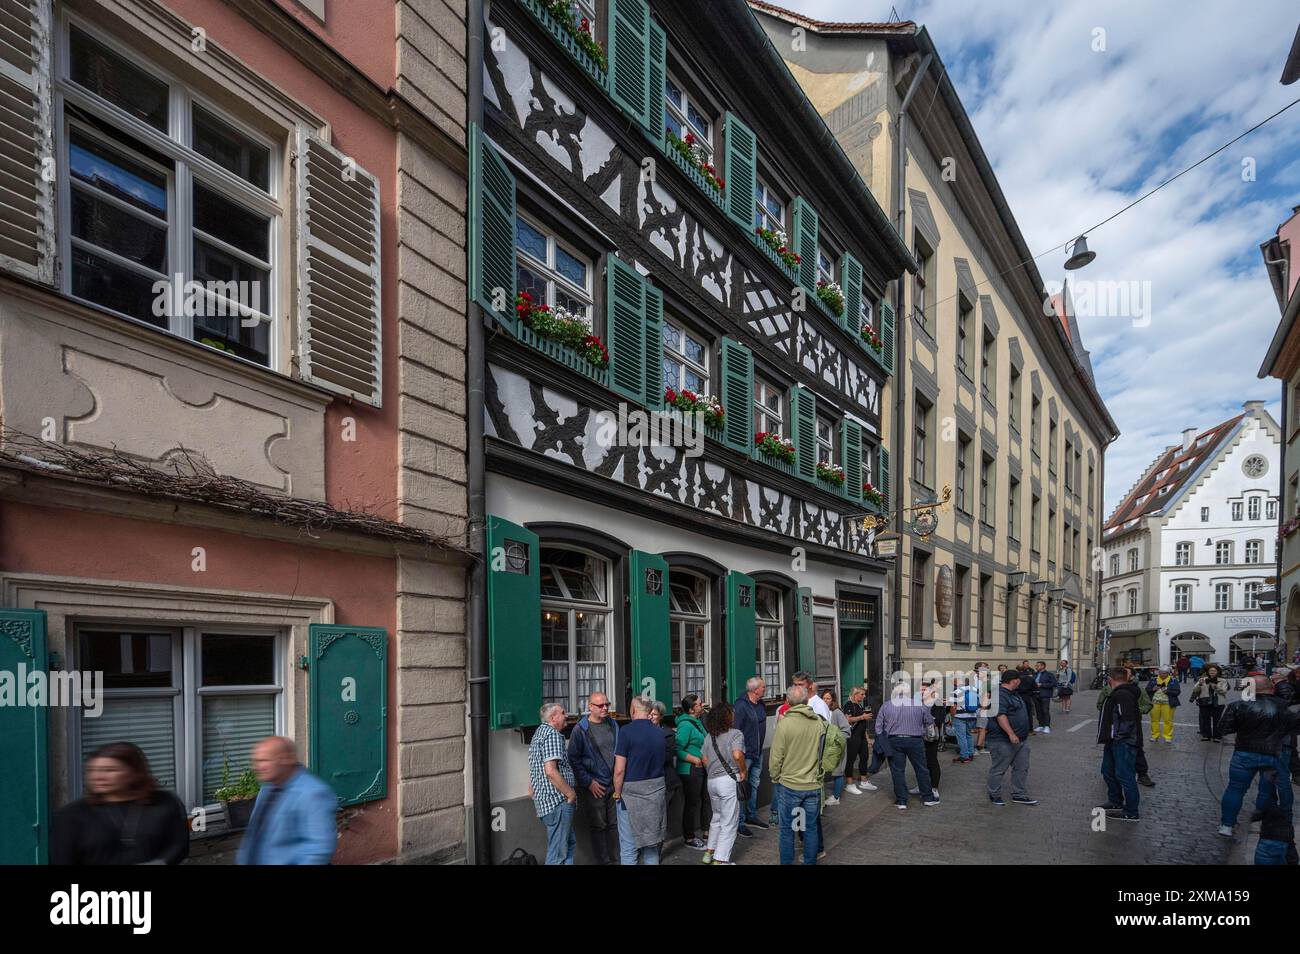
left=1101, top=402, right=1281, bottom=668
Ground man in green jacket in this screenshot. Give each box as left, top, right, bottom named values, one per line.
left=1097, top=668, right=1156, bottom=787
left=769, top=685, right=844, bottom=865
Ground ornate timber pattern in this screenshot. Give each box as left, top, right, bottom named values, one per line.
left=487, top=364, right=869, bottom=553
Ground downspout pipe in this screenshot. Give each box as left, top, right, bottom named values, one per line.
left=466, top=0, right=491, bottom=865
left=891, top=52, right=930, bottom=678
left=1276, top=386, right=1287, bottom=655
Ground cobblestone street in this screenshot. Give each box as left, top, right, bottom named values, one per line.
left=666, top=689, right=1272, bottom=865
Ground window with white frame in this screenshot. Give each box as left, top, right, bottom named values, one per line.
left=60, top=22, right=280, bottom=365
left=1245, top=540, right=1263, bottom=564
left=1109, top=554, right=1119, bottom=577
left=1231, top=502, right=1243, bottom=521
left=1215, top=541, right=1232, bottom=565
left=1248, top=497, right=1261, bottom=521
left=78, top=625, right=283, bottom=812
left=1128, top=549, right=1139, bottom=572
left=539, top=548, right=611, bottom=713
left=1174, top=585, right=1191, bottom=612
left=664, top=74, right=712, bottom=156
left=859, top=291, right=873, bottom=336
left=515, top=213, right=593, bottom=320
left=1175, top=542, right=1192, bottom=566
left=1214, top=583, right=1231, bottom=611
left=754, top=377, right=784, bottom=436
left=1201, top=507, right=1210, bottom=522
left=668, top=573, right=708, bottom=705
left=1245, top=582, right=1262, bottom=610
left=1267, top=499, right=1278, bottom=521
left=755, top=178, right=784, bottom=233
left=661, top=319, right=709, bottom=395
left=816, top=415, right=835, bottom=466
left=1108, top=591, right=1118, bottom=616
left=817, top=246, right=834, bottom=287
left=1127, top=589, right=1138, bottom=614
left=756, top=585, right=784, bottom=698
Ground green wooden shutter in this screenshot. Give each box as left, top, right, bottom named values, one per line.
left=308, top=624, right=388, bottom=806
left=629, top=551, right=671, bottom=704
left=796, top=587, right=814, bottom=673
left=791, top=196, right=818, bottom=291
left=647, top=18, right=666, bottom=145
left=486, top=515, right=542, bottom=728
left=606, top=256, right=648, bottom=404
left=880, top=297, right=895, bottom=373
left=726, top=571, right=756, bottom=701
left=469, top=123, right=517, bottom=330
left=789, top=385, right=817, bottom=481
left=644, top=283, right=664, bottom=411
left=840, top=253, right=862, bottom=331
left=840, top=418, right=863, bottom=501
left=608, top=0, right=651, bottom=130
left=0, top=609, right=48, bottom=864
left=719, top=337, right=753, bottom=450
left=878, top=445, right=890, bottom=508
left=722, top=112, right=757, bottom=231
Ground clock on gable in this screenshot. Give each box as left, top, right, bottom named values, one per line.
left=1242, top=454, right=1268, bottom=479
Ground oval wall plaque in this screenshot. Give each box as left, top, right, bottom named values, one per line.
left=935, top=565, right=953, bottom=628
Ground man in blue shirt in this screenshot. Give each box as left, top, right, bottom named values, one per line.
left=733, top=676, right=769, bottom=833
left=985, top=670, right=1038, bottom=808
left=612, top=696, right=668, bottom=865
left=237, top=736, right=338, bottom=865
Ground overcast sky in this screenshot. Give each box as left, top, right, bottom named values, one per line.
left=780, top=0, right=1300, bottom=515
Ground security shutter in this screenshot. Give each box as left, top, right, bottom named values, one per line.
left=791, top=196, right=818, bottom=292
left=469, top=123, right=517, bottom=330
left=880, top=297, right=895, bottom=373
left=308, top=624, right=388, bottom=806
left=840, top=252, right=862, bottom=331
left=295, top=130, right=383, bottom=406
left=0, top=608, right=47, bottom=863
left=725, top=571, right=756, bottom=701
left=628, top=550, right=671, bottom=704
left=606, top=255, right=648, bottom=404
left=789, top=384, right=817, bottom=481
left=795, top=587, right=814, bottom=673
left=0, top=0, right=54, bottom=284
left=644, top=283, right=664, bottom=411
left=608, top=0, right=650, bottom=130
left=840, top=418, right=863, bottom=501
left=722, top=112, right=756, bottom=231
left=719, top=338, right=753, bottom=451
left=486, top=515, right=542, bottom=729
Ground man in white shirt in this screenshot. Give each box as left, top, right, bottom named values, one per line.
left=795, top=671, right=831, bottom=721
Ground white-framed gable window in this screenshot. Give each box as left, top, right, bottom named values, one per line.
left=58, top=19, right=280, bottom=366
left=514, top=212, right=593, bottom=320
left=1248, top=496, right=1261, bottom=521
left=1200, top=506, right=1210, bottom=522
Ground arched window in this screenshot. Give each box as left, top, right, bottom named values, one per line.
left=755, top=585, right=785, bottom=699
left=668, top=572, right=709, bottom=704
left=1174, top=585, right=1191, bottom=612
left=539, top=547, right=612, bottom=712
left=1214, top=583, right=1231, bottom=611
left=1175, top=542, right=1192, bottom=566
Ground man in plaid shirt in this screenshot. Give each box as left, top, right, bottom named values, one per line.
left=529, top=701, right=578, bottom=864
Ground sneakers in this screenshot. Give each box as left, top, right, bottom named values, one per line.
left=1106, top=810, right=1139, bottom=822
left=922, top=796, right=941, bottom=806
left=685, top=837, right=708, bottom=851
left=1040, top=727, right=1051, bottom=734
left=845, top=783, right=863, bottom=795
left=977, top=748, right=991, bottom=755
left=746, top=817, right=770, bottom=830
left=1137, top=775, right=1155, bottom=788
left=711, top=858, right=735, bottom=865
left=860, top=780, right=879, bottom=791
left=824, top=796, right=840, bottom=806
left=701, top=850, right=714, bottom=864
left=1097, top=803, right=1123, bottom=811
left=1217, top=825, right=1234, bottom=838
left=908, top=786, right=921, bottom=795
left=896, top=802, right=908, bottom=810
left=1033, top=727, right=1044, bottom=734
left=989, top=794, right=1005, bottom=806
left=736, top=825, right=753, bottom=838
left=816, top=849, right=827, bottom=861
left=1011, top=795, right=1039, bottom=806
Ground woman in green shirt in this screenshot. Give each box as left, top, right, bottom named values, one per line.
left=675, top=694, right=711, bottom=849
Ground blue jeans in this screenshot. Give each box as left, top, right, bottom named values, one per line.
left=1222, top=750, right=1286, bottom=828
left=615, top=800, right=661, bottom=865
left=1101, top=742, right=1139, bottom=816
left=541, top=801, right=576, bottom=865
left=776, top=784, right=820, bottom=865
left=1255, top=749, right=1295, bottom=817
left=1256, top=838, right=1289, bottom=865
left=953, top=718, right=975, bottom=759
left=737, top=753, right=761, bottom=826
left=831, top=775, right=845, bottom=798
left=887, top=736, right=932, bottom=804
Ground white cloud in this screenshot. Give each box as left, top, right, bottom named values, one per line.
left=782, top=0, right=1298, bottom=513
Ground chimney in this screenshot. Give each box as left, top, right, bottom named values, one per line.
left=1243, top=400, right=1266, bottom=413
left=1181, top=427, right=1197, bottom=451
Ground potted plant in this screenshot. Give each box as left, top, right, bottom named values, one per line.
left=539, top=0, right=607, bottom=71
left=755, top=226, right=802, bottom=271
left=816, top=461, right=846, bottom=486
left=755, top=431, right=796, bottom=464
left=214, top=761, right=261, bottom=830
left=665, top=129, right=725, bottom=193
left=859, top=322, right=883, bottom=354
left=862, top=481, right=884, bottom=508
left=665, top=387, right=724, bottom=429
left=816, top=278, right=845, bottom=317
left=515, top=292, right=610, bottom=368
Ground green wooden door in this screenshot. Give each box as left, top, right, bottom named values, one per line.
left=0, top=609, right=48, bottom=864
left=309, top=624, right=388, bottom=806
left=840, top=626, right=867, bottom=697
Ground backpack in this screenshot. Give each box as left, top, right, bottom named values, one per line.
left=501, top=847, right=538, bottom=865
left=962, top=686, right=980, bottom=714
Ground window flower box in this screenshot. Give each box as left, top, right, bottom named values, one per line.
left=816, top=279, right=845, bottom=318
left=862, top=482, right=885, bottom=511
left=520, top=0, right=608, bottom=81
left=859, top=323, right=883, bottom=356
left=666, top=129, right=724, bottom=196
left=816, top=461, right=845, bottom=487
left=754, top=431, right=795, bottom=465
left=665, top=387, right=724, bottom=430
left=515, top=293, right=610, bottom=385
left=755, top=226, right=801, bottom=272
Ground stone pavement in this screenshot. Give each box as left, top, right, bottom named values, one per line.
left=665, top=689, right=1279, bottom=865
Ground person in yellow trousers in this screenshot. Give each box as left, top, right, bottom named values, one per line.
left=1145, top=665, right=1182, bottom=743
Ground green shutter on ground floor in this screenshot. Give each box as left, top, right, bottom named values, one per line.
left=0, top=609, right=48, bottom=864
left=469, top=123, right=517, bottom=330
left=796, top=587, right=815, bottom=673
left=629, top=550, right=671, bottom=704
left=725, top=571, right=756, bottom=700
left=789, top=384, right=817, bottom=481
left=309, top=624, right=388, bottom=806
left=719, top=337, right=753, bottom=451
left=486, top=515, right=542, bottom=728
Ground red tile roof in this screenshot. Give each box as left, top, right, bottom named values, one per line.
left=746, top=0, right=916, bottom=33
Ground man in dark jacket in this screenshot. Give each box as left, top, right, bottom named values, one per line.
left=733, top=676, right=769, bottom=833
left=1097, top=668, right=1142, bottom=822
left=1218, top=676, right=1300, bottom=837
left=1017, top=661, right=1038, bottom=733
left=1033, top=661, right=1057, bottom=734
left=568, top=692, right=620, bottom=864
left=1098, top=671, right=1156, bottom=787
